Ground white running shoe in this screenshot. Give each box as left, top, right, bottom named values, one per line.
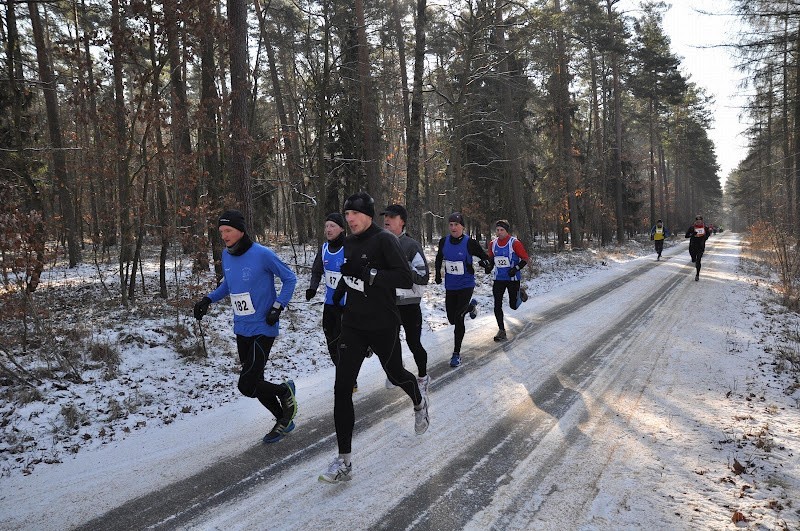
left=414, top=396, right=429, bottom=435
left=319, top=456, right=352, bottom=483
left=417, top=374, right=430, bottom=397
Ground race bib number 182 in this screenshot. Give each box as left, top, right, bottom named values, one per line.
left=230, top=292, right=256, bottom=316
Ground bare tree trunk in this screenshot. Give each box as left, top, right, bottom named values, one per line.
left=228, top=0, right=253, bottom=227
left=554, top=0, right=580, bottom=248
left=405, top=0, right=427, bottom=242
left=8, top=1, right=45, bottom=290
left=354, top=0, right=383, bottom=205
left=198, top=0, right=223, bottom=280
left=608, top=1, right=625, bottom=243
left=28, top=0, right=82, bottom=267
left=255, top=0, right=308, bottom=243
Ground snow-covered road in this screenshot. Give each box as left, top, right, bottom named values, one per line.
left=2, top=233, right=798, bottom=530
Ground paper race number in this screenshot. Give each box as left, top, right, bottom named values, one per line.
left=230, top=292, right=256, bottom=316
left=444, top=260, right=465, bottom=275
left=324, top=270, right=342, bottom=290
left=494, top=256, right=511, bottom=268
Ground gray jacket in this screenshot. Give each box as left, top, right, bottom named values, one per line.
left=396, top=232, right=429, bottom=305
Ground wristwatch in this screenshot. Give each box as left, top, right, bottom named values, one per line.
left=369, top=268, right=378, bottom=286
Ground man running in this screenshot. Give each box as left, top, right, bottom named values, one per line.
left=381, top=204, right=431, bottom=395
left=319, top=192, right=428, bottom=484
left=685, top=214, right=711, bottom=280
left=193, top=209, right=298, bottom=444
left=488, top=219, right=530, bottom=342
left=433, top=212, right=492, bottom=367
left=306, top=212, right=360, bottom=390
left=650, top=219, right=670, bottom=260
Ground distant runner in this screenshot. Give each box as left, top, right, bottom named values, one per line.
left=650, top=219, right=670, bottom=261
left=433, top=212, right=492, bottom=367
left=487, top=219, right=530, bottom=341
left=685, top=215, right=711, bottom=280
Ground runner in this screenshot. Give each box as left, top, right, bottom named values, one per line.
left=381, top=204, right=431, bottom=395
left=685, top=214, right=711, bottom=280
left=433, top=212, right=492, bottom=367
left=650, top=219, right=670, bottom=260
left=488, top=219, right=530, bottom=342
left=193, top=209, right=298, bottom=444
left=319, top=192, right=428, bottom=484
left=306, top=213, right=360, bottom=391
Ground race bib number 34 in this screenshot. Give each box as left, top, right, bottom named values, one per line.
left=230, top=292, right=256, bottom=316
left=444, top=260, right=465, bottom=275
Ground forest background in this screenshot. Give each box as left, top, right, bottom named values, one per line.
left=2, top=1, right=800, bottom=414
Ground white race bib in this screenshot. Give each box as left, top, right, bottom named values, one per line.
left=694, top=227, right=705, bottom=236
left=324, top=270, right=342, bottom=290
left=494, top=256, right=511, bottom=268
left=344, top=275, right=365, bottom=292
left=444, top=260, right=465, bottom=275
left=230, top=292, right=255, bottom=316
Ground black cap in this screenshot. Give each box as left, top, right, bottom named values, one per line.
left=218, top=209, right=246, bottom=233
left=380, top=204, right=408, bottom=223
left=448, top=212, right=465, bottom=226
left=496, top=219, right=511, bottom=232
left=343, top=191, right=375, bottom=218
left=325, top=212, right=346, bottom=229
left=656, top=219, right=662, bottom=223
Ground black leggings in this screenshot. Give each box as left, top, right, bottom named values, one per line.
left=445, top=288, right=474, bottom=354
left=492, top=280, right=521, bottom=330
left=236, top=335, right=285, bottom=421
left=690, top=241, right=706, bottom=273
left=399, top=304, right=428, bottom=377
left=322, top=304, right=343, bottom=365
left=334, top=325, right=421, bottom=454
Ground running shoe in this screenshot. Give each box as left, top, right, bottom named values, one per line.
left=520, top=286, right=528, bottom=302
left=417, top=374, right=430, bottom=397
left=494, top=329, right=507, bottom=342
left=414, top=396, right=429, bottom=435
left=263, top=420, right=295, bottom=443
left=279, top=380, right=298, bottom=423
left=319, top=457, right=352, bottom=483
left=449, top=353, right=461, bottom=367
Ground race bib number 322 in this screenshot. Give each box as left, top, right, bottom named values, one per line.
left=230, top=292, right=256, bottom=316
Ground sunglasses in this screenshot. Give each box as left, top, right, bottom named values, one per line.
left=695, top=217, right=702, bottom=220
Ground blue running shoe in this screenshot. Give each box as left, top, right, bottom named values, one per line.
left=279, top=379, right=297, bottom=423
left=263, top=420, right=295, bottom=443
left=449, top=353, right=461, bottom=367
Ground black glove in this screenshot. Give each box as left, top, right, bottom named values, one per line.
left=305, top=288, right=316, bottom=301
left=479, top=258, right=493, bottom=274
left=266, top=303, right=282, bottom=325
left=435, top=273, right=442, bottom=284
left=193, top=297, right=211, bottom=320
left=340, top=260, right=368, bottom=281
left=507, top=265, right=519, bottom=278
left=333, top=289, right=344, bottom=306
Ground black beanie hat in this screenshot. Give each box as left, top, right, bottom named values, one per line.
left=218, top=209, right=246, bottom=233
left=380, top=204, right=408, bottom=223
left=343, top=191, right=375, bottom=218
left=448, top=212, right=465, bottom=226
left=496, top=219, right=511, bottom=232
left=325, top=212, right=346, bottom=229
